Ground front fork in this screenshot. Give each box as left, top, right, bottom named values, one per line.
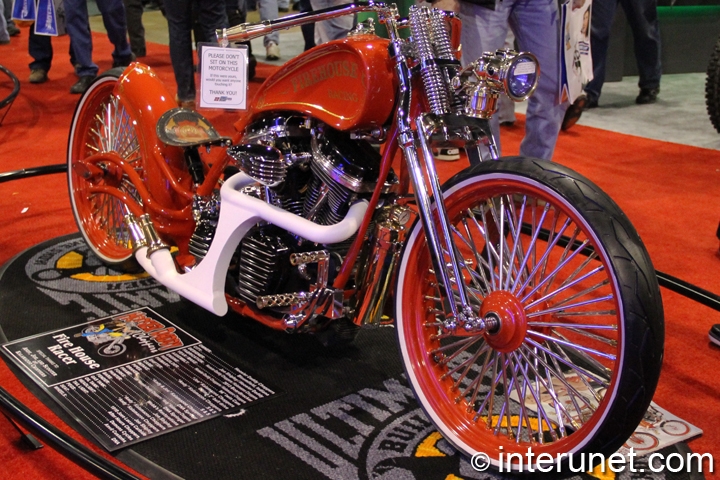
left=389, top=44, right=493, bottom=334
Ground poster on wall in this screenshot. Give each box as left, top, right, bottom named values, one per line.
left=1, top=307, right=277, bottom=451
left=560, top=0, right=593, bottom=103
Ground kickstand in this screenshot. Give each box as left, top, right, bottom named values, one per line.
left=1, top=410, right=44, bottom=450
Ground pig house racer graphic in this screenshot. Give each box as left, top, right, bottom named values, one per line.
left=1, top=308, right=200, bottom=387
left=72, top=309, right=195, bottom=363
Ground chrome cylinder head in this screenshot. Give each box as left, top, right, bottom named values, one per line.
left=227, top=143, right=286, bottom=187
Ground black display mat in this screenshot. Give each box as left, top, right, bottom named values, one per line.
left=0, top=234, right=705, bottom=480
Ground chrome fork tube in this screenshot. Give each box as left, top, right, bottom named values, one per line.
left=387, top=21, right=472, bottom=325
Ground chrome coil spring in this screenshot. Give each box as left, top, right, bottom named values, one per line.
left=409, top=6, right=451, bottom=114
left=428, top=10, right=463, bottom=113
left=429, top=11, right=454, bottom=61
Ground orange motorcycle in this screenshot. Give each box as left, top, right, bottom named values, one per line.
left=67, top=1, right=664, bottom=472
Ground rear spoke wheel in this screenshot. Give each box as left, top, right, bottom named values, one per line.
left=68, top=73, right=143, bottom=266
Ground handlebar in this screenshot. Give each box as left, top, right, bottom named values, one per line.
left=215, top=0, right=395, bottom=44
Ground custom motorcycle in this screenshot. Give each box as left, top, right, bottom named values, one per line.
left=67, top=1, right=664, bottom=472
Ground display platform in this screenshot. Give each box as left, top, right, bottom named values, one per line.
left=0, top=234, right=705, bottom=480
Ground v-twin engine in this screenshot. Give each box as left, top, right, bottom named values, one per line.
left=201, top=114, right=386, bottom=313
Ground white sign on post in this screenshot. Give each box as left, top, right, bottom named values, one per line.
left=199, top=44, right=249, bottom=110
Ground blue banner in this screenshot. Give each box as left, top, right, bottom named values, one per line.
left=11, top=0, right=35, bottom=21
left=35, top=0, right=58, bottom=36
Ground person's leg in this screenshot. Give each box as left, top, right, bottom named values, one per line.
left=299, top=0, right=314, bottom=51
left=259, top=0, right=280, bottom=53
left=2, top=0, right=17, bottom=35
left=198, top=0, right=228, bottom=41
left=0, top=0, right=9, bottom=44
left=95, top=0, right=134, bottom=66
left=64, top=0, right=99, bottom=78
left=620, top=0, right=661, bottom=94
left=28, top=29, right=53, bottom=81
left=164, top=0, right=196, bottom=103
left=123, top=0, right=146, bottom=57
left=458, top=0, right=511, bottom=157
left=583, top=0, right=618, bottom=104
left=309, top=0, right=354, bottom=44
left=227, top=0, right=256, bottom=79
left=510, top=0, right=566, bottom=160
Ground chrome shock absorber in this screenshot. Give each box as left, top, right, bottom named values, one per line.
left=428, top=10, right=464, bottom=114
left=409, top=6, right=452, bottom=115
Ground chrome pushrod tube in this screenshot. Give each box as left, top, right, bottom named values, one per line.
left=216, top=0, right=389, bottom=43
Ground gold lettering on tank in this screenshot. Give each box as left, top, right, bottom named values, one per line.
left=290, top=61, right=360, bottom=93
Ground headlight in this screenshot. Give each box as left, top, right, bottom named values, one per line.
left=472, top=50, right=540, bottom=102
left=504, top=52, right=539, bottom=101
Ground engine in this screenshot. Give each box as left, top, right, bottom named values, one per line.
left=209, top=114, right=388, bottom=313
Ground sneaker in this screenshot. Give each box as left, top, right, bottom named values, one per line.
left=70, top=75, right=96, bottom=94
left=29, top=69, right=48, bottom=84
left=266, top=41, right=280, bottom=60
left=710, top=324, right=720, bottom=347
left=636, top=87, right=659, bottom=105
left=561, top=94, right=588, bottom=131
left=433, top=147, right=461, bottom=161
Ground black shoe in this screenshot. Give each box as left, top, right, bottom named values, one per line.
left=561, top=94, right=588, bottom=131
left=586, top=97, right=598, bottom=109
left=636, top=87, right=659, bottom=105
left=70, top=75, right=96, bottom=94
left=710, top=324, right=720, bottom=347
left=7, top=24, right=21, bottom=37
left=112, top=52, right=137, bottom=68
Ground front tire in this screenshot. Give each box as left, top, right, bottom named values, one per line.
left=395, top=157, right=663, bottom=472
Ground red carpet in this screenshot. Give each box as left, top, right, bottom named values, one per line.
left=1, top=29, right=720, bottom=477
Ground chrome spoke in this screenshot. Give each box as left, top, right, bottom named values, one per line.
left=526, top=294, right=614, bottom=318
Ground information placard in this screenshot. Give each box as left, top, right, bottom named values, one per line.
left=1, top=307, right=276, bottom=451
left=199, top=43, right=248, bottom=110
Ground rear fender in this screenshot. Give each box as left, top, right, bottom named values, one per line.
left=115, top=63, right=193, bottom=210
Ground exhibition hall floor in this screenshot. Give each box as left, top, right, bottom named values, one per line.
left=1, top=12, right=720, bottom=480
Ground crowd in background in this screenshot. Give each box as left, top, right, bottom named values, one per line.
left=0, top=0, right=662, bottom=151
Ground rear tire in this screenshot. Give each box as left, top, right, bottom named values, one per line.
left=395, top=157, right=664, bottom=472
left=67, top=71, right=143, bottom=271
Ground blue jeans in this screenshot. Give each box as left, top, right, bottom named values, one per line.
left=64, top=0, right=132, bottom=77
left=460, top=0, right=567, bottom=161
left=309, top=0, right=354, bottom=44
left=584, top=0, right=661, bottom=102
left=0, top=0, right=8, bottom=43
left=28, top=29, right=76, bottom=72
left=259, top=0, right=281, bottom=45
left=165, top=0, right=227, bottom=102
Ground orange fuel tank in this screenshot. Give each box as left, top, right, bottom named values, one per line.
left=247, top=35, right=397, bottom=131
